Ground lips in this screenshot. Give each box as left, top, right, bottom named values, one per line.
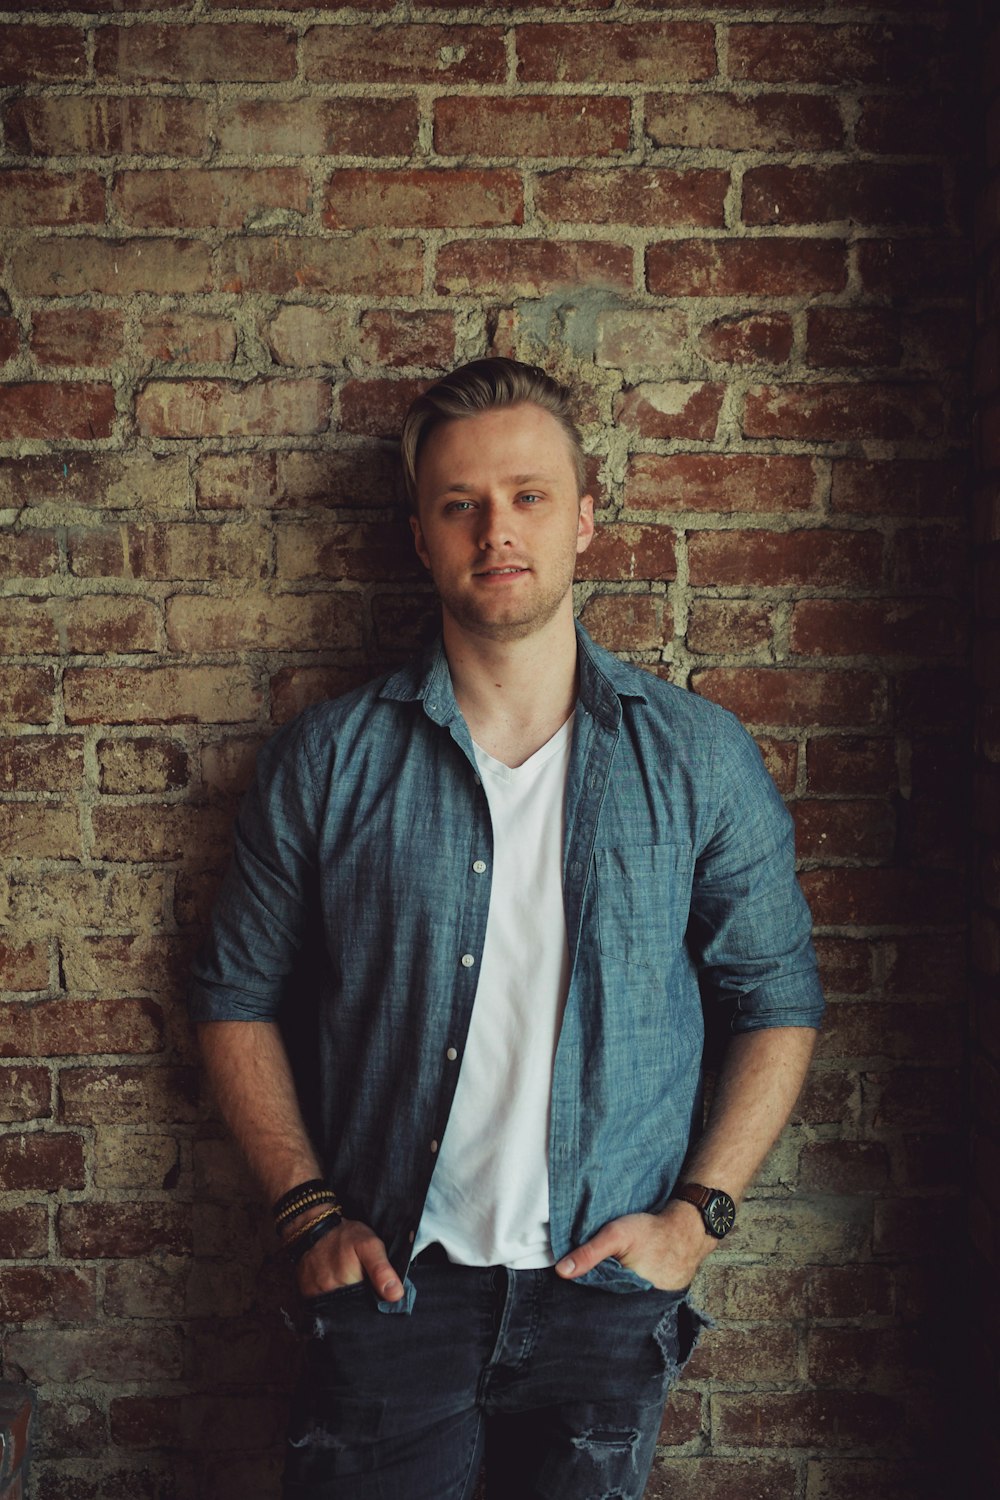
left=474, top=565, right=529, bottom=577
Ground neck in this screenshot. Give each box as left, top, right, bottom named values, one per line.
left=441, top=608, right=580, bottom=767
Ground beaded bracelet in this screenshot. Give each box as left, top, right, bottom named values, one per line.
left=284, top=1207, right=343, bottom=1266
left=272, top=1179, right=326, bottom=1220
left=274, top=1189, right=342, bottom=1235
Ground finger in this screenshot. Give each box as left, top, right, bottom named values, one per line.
left=354, top=1234, right=404, bottom=1301
left=555, top=1224, right=624, bottom=1280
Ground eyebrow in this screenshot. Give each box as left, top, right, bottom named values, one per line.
left=438, top=473, right=553, bottom=495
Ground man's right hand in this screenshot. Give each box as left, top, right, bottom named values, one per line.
left=287, top=1214, right=404, bottom=1303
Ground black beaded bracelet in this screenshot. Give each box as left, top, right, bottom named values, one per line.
left=285, top=1208, right=343, bottom=1266
left=274, top=1189, right=342, bottom=1235
left=272, top=1179, right=326, bottom=1221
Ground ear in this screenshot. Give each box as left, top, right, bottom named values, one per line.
left=576, top=493, right=595, bottom=555
left=409, top=512, right=432, bottom=571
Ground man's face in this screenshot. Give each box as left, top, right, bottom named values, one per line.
left=410, top=403, right=595, bottom=644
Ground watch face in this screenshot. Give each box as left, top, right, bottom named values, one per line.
left=705, top=1191, right=736, bottom=1238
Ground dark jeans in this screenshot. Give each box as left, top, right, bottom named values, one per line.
left=283, top=1256, right=705, bottom=1500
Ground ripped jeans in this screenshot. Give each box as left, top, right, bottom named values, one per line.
left=283, top=1255, right=706, bottom=1500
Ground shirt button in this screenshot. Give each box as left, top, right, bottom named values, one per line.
left=408, top=1229, right=416, bottom=1243
left=430, top=1139, right=439, bottom=1153
left=446, top=1047, right=458, bottom=1061
left=460, top=953, right=475, bottom=967
left=472, top=860, right=487, bottom=874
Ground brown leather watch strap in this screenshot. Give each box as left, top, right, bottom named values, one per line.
left=672, top=1182, right=712, bottom=1211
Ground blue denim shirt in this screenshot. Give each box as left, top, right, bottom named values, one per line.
left=189, top=624, right=823, bottom=1304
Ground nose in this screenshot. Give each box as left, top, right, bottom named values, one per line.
left=476, top=499, right=514, bottom=551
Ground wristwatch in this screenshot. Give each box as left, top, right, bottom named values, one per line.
left=671, top=1181, right=737, bottom=1240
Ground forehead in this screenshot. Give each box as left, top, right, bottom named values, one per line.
left=416, top=403, right=577, bottom=493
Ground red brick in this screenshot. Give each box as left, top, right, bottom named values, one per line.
left=7, top=1325, right=184, bottom=1384
left=743, top=383, right=943, bottom=441
left=0, top=1133, right=85, bottom=1191
left=165, top=593, right=362, bottom=652
left=60, top=1067, right=198, bottom=1127
left=645, top=91, right=842, bottom=151
left=614, top=382, right=724, bottom=441
left=577, top=593, right=668, bottom=653
left=30, top=310, right=125, bottom=369
left=743, top=164, right=943, bottom=229
left=692, top=667, right=882, bottom=727
left=0, top=26, right=86, bottom=84
left=806, top=309, right=902, bottom=370
left=196, top=453, right=279, bottom=510
left=0, top=596, right=58, bottom=654
left=728, top=24, right=920, bottom=85
left=0, top=999, right=163, bottom=1060
left=713, top=1390, right=901, bottom=1449
left=98, top=737, right=188, bottom=794
left=90, top=803, right=232, bottom=863
left=0, top=1066, right=51, bottom=1123
left=3, top=95, right=209, bottom=157
left=645, top=1459, right=799, bottom=1500
left=370, top=594, right=440, bottom=658
left=793, top=1071, right=859, bottom=1127
left=118, top=167, right=304, bottom=232
left=96, top=24, right=296, bottom=83
left=325, top=169, right=522, bottom=229
left=857, top=94, right=966, bottom=156
left=11, top=237, right=212, bottom=297
left=436, top=239, right=632, bottom=297
left=807, top=737, right=897, bottom=795
left=0, top=384, right=115, bottom=441
left=109, top=1395, right=182, bottom=1450
left=434, top=96, right=630, bottom=158
left=800, top=868, right=965, bottom=927
left=136, top=379, right=329, bottom=438
left=626, top=454, right=815, bottom=517
left=0, top=1205, right=49, bottom=1258
left=1, top=531, right=58, bottom=579
left=304, top=24, right=504, bottom=83
left=536, top=168, right=727, bottom=228
left=857, top=238, right=969, bottom=300
left=215, top=96, right=418, bottom=157
left=809, top=1325, right=924, bottom=1389
left=687, top=1324, right=798, bottom=1383
left=1, top=455, right=188, bottom=513
left=688, top=528, right=882, bottom=589
left=574, top=525, right=676, bottom=582
left=517, top=22, right=716, bottom=83
left=63, top=666, right=261, bottom=725
left=793, top=799, right=895, bottom=860
left=790, top=599, right=964, bottom=659
left=0, top=939, right=49, bottom=991
left=140, top=312, right=237, bottom=366
left=830, top=459, right=963, bottom=518
left=686, top=600, right=775, bottom=655
left=0, top=1266, right=94, bottom=1324
left=67, top=596, right=161, bottom=655
left=595, top=310, right=687, bottom=370
left=68, top=521, right=266, bottom=581
left=217, top=236, right=422, bottom=297
left=358, top=311, right=456, bottom=369
left=754, top=736, right=797, bottom=795
left=813, top=936, right=874, bottom=995
left=647, top=238, right=846, bottom=297
left=0, top=316, right=18, bottom=365
left=0, top=804, right=80, bottom=859
left=806, top=1264, right=893, bottom=1321
left=885, top=933, right=965, bottom=1000
left=699, top=312, right=794, bottom=365
left=0, top=666, right=55, bottom=723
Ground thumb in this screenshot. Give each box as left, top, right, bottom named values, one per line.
left=354, top=1233, right=404, bottom=1301
left=554, top=1223, right=622, bottom=1281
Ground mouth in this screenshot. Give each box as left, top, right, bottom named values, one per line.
left=474, top=565, right=530, bottom=578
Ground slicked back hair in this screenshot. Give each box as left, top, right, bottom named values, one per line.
left=400, top=357, right=586, bottom=509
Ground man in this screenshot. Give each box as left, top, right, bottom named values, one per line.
left=190, top=357, right=824, bottom=1500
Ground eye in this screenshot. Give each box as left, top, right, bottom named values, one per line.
left=518, top=492, right=543, bottom=505
left=443, top=499, right=475, bottom=514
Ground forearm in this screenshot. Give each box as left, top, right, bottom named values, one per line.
left=681, top=1024, right=817, bottom=1203
left=197, top=1019, right=322, bottom=1205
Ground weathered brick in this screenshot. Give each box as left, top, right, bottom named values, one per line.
left=0, top=316, right=18, bottom=365
left=3, top=95, right=209, bottom=158
left=885, top=933, right=965, bottom=1000
left=574, top=525, right=676, bottom=582
left=614, top=382, right=724, bottom=440
left=686, top=599, right=775, bottom=655
left=688, top=529, right=882, bottom=589
left=1, top=869, right=167, bottom=934
left=60, top=1067, right=198, bottom=1127
left=807, top=737, right=897, bottom=796
left=109, top=1395, right=182, bottom=1450
left=270, top=664, right=380, bottom=723
left=140, top=313, right=237, bottom=366
left=434, top=96, right=631, bottom=158
left=90, top=803, right=232, bottom=863
left=30, top=310, right=125, bottom=369
left=595, top=310, right=688, bottom=370
left=803, top=1458, right=926, bottom=1500
left=0, top=999, right=163, bottom=1059
left=95, top=1131, right=180, bottom=1193
left=200, top=738, right=264, bottom=798
left=64, top=597, right=161, bottom=655
left=517, top=22, right=716, bottom=83
left=358, top=310, right=456, bottom=370
left=0, top=26, right=86, bottom=85
left=857, top=238, right=969, bottom=300
left=578, top=594, right=668, bottom=653
left=728, top=24, right=920, bottom=85
left=115, top=168, right=308, bottom=230
left=166, top=593, right=363, bottom=652
left=440, top=239, right=634, bottom=299
left=0, top=804, right=81, bottom=859
left=856, top=94, right=965, bottom=157
left=0, top=1205, right=48, bottom=1258
left=699, top=312, right=794, bottom=365
left=215, top=96, right=418, bottom=157
left=136, top=379, right=330, bottom=439
left=800, top=868, right=965, bottom=928
left=7, top=1324, right=184, bottom=1383
left=806, top=309, right=901, bottom=369
left=63, top=666, right=262, bottom=725
left=95, top=23, right=296, bottom=83
left=0, top=531, right=59, bottom=578
left=326, top=169, right=522, bottom=229
left=0, top=171, right=104, bottom=228
left=217, top=236, right=422, bottom=296
left=0, top=384, right=116, bottom=441
left=0, top=1266, right=95, bottom=1325
left=0, top=1132, right=85, bottom=1191
left=693, top=667, right=882, bottom=727
left=625, top=454, right=814, bottom=514
left=646, top=91, right=842, bottom=151
left=830, top=459, right=963, bottom=518
left=687, top=1324, right=799, bottom=1383
left=0, top=939, right=49, bottom=991
left=0, top=598, right=59, bottom=655
left=11, top=237, right=212, bottom=297
left=536, top=168, right=728, bottom=227
left=0, top=454, right=190, bottom=512
left=647, top=238, right=846, bottom=297
left=645, top=1458, right=799, bottom=1500
left=712, top=1390, right=901, bottom=1449
left=98, top=738, right=188, bottom=795
left=743, top=383, right=943, bottom=441
left=103, top=1256, right=188, bottom=1321
left=0, top=1066, right=51, bottom=1123
left=304, top=24, right=505, bottom=83
left=790, top=600, right=964, bottom=659
left=0, top=666, right=56, bottom=724
left=743, top=165, right=943, bottom=229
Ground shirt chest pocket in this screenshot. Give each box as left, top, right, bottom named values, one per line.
left=595, top=843, right=692, bottom=969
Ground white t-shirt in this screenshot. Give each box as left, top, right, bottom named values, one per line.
left=415, top=715, right=573, bottom=1268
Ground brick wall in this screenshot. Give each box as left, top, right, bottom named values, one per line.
left=973, top=0, right=1000, bottom=1482
left=0, top=5, right=974, bottom=1498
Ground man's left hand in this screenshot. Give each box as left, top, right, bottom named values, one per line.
left=554, top=1200, right=714, bottom=1291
